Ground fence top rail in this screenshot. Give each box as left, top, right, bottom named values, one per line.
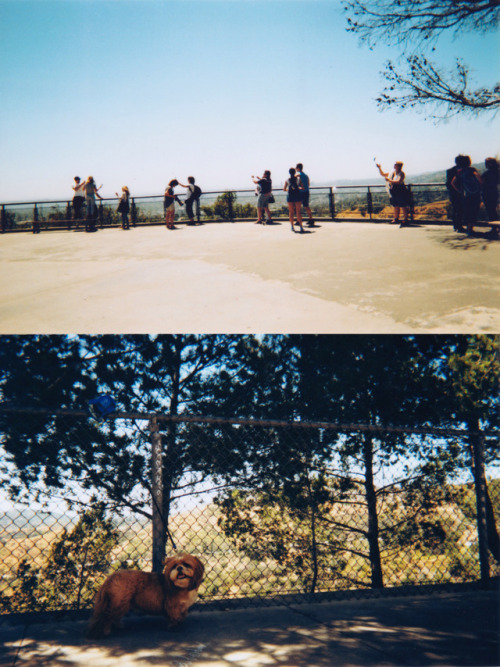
left=0, top=182, right=449, bottom=208
left=0, top=404, right=496, bottom=439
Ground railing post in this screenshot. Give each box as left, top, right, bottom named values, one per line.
left=228, top=193, right=234, bottom=222
left=66, top=202, right=72, bottom=230
left=367, top=187, right=373, bottom=221
left=1, top=205, right=6, bottom=233
left=98, top=201, right=104, bottom=229
left=471, top=428, right=491, bottom=586
left=150, top=416, right=166, bottom=573
left=33, top=204, right=40, bottom=234
left=408, top=184, right=415, bottom=224
left=131, top=198, right=137, bottom=227
left=328, top=187, right=335, bottom=221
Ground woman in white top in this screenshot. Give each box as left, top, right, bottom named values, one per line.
left=376, top=161, right=410, bottom=226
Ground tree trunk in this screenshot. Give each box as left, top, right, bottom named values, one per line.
left=468, top=418, right=490, bottom=584
left=362, top=434, right=384, bottom=588
left=485, top=485, right=500, bottom=563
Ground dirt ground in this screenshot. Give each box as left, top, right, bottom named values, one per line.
left=0, top=221, right=498, bottom=333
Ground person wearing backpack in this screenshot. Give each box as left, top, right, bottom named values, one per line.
left=451, top=155, right=482, bottom=237
left=284, top=167, right=304, bottom=233
left=179, top=177, right=202, bottom=225
left=296, top=163, right=315, bottom=227
left=481, top=157, right=499, bottom=223
left=446, top=156, right=465, bottom=232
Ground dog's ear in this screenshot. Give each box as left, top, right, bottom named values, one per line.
left=190, top=557, right=205, bottom=588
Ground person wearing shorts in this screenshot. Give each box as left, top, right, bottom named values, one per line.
left=164, top=179, right=183, bottom=230
left=296, top=163, right=314, bottom=226
left=252, top=170, right=273, bottom=224
left=284, top=167, right=304, bottom=233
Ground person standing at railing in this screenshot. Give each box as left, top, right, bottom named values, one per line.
left=115, top=186, right=130, bottom=230
left=84, top=176, right=102, bottom=232
left=295, top=163, right=315, bottom=227
left=178, top=177, right=201, bottom=226
left=284, top=167, right=304, bottom=233
left=482, top=158, right=499, bottom=223
left=72, top=176, right=86, bottom=228
left=446, top=157, right=465, bottom=232
left=251, top=171, right=273, bottom=224
left=164, top=179, right=183, bottom=230
left=451, top=155, right=482, bottom=237
left=375, top=161, right=410, bottom=227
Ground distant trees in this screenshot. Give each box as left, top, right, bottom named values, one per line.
left=1, top=504, right=120, bottom=613
left=0, top=335, right=265, bottom=566
left=343, top=0, right=500, bottom=118
left=215, top=335, right=499, bottom=590
left=0, top=334, right=497, bottom=593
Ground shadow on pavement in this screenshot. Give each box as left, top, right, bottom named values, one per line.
left=1, top=590, right=498, bottom=666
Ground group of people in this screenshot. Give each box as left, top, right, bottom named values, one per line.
left=72, top=156, right=498, bottom=236
left=164, top=178, right=202, bottom=230
left=446, top=156, right=498, bottom=236
left=250, top=163, right=315, bottom=233
left=73, top=176, right=134, bottom=232
left=72, top=176, right=105, bottom=232
left=374, top=156, right=499, bottom=235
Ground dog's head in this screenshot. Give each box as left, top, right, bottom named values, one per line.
left=163, top=554, right=204, bottom=592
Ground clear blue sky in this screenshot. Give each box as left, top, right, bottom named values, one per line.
left=0, top=0, right=498, bottom=202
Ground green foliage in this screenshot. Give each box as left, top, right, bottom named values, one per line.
left=1, top=504, right=120, bottom=613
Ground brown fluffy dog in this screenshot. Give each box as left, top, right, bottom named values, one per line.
left=86, top=554, right=204, bottom=639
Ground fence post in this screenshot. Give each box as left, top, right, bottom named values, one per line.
left=150, top=416, right=166, bottom=573
left=471, top=428, right=490, bottom=585
left=367, top=187, right=373, bottom=221
left=1, top=205, right=6, bottom=233
left=33, top=204, right=40, bottom=234
left=408, top=184, right=415, bottom=224
left=98, top=201, right=104, bottom=229
left=66, top=202, right=72, bottom=230
left=131, top=198, right=137, bottom=227
left=328, top=187, right=335, bottom=221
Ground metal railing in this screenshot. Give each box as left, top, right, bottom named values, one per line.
left=0, top=407, right=498, bottom=614
left=1, top=183, right=489, bottom=233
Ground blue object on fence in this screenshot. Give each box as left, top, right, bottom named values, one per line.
left=88, top=395, right=116, bottom=420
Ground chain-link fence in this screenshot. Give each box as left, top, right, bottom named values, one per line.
left=0, top=408, right=498, bottom=615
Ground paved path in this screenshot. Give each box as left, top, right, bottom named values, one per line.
left=0, top=222, right=498, bottom=333
left=1, top=591, right=498, bottom=666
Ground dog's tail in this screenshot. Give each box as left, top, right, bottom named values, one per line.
left=85, top=584, right=110, bottom=639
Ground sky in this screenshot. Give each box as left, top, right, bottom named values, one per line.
left=0, top=0, right=498, bottom=202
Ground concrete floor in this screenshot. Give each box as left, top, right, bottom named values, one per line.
left=1, top=590, right=498, bottom=666
left=0, top=221, right=498, bottom=334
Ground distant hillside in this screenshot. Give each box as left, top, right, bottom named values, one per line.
left=328, top=163, right=484, bottom=188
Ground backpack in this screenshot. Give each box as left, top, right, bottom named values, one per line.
left=289, top=176, right=300, bottom=194
left=193, top=185, right=202, bottom=199
left=460, top=168, right=480, bottom=197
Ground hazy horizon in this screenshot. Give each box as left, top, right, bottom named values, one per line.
left=1, top=0, right=498, bottom=202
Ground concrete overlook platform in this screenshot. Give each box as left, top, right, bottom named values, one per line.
left=0, top=221, right=498, bottom=333
left=1, top=589, right=498, bottom=666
